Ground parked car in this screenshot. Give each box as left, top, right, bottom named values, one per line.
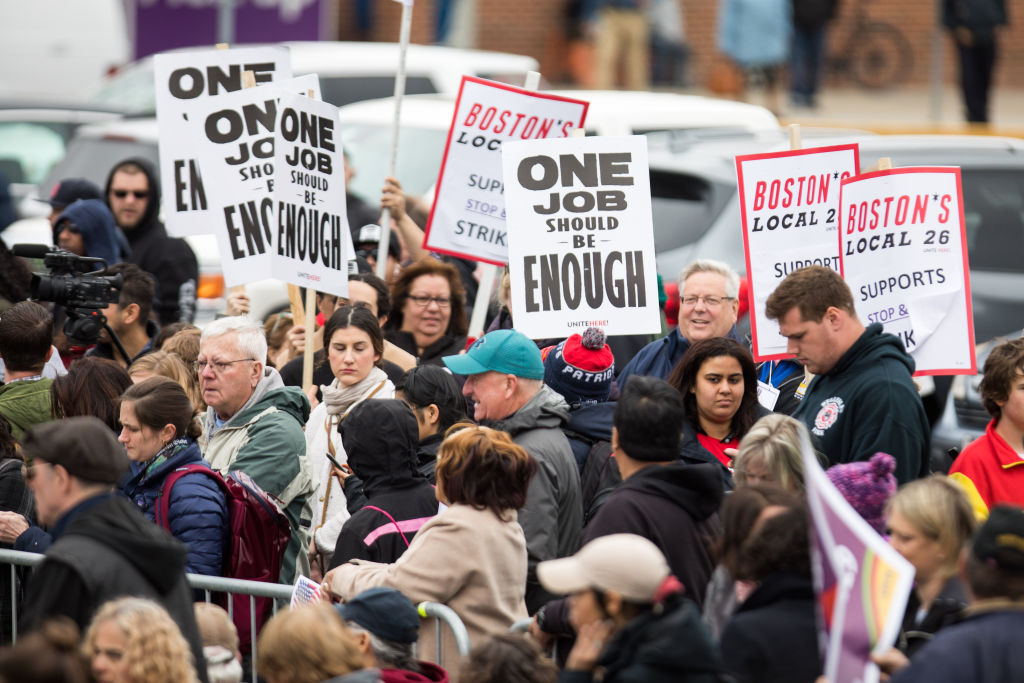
left=1, top=117, right=286, bottom=326
left=91, top=41, right=541, bottom=115
left=0, top=101, right=123, bottom=217
left=337, top=90, right=781, bottom=208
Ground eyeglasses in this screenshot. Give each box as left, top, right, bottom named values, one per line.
left=111, top=189, right=149, bottom=200
left=408, top=295, right=451, bottom=309
left=194, top=358, right=256, bottom=374
left=680, top=295, right=734, bottom=308
left=58, top=222, right=80, bottom=234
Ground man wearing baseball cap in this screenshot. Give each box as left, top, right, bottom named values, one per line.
left=336, top=587, right=448, bottom=682
left=443, top=329, right=582, bottom=614
left=17, top=417, right=208, bottom=681
left=537, top=534, right=724, bottom=681
left=875, top=505, right=1024, bottom=682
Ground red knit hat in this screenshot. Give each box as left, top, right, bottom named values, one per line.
left=542, top=327, right=615, bottom=405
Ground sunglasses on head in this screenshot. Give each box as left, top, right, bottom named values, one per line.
left=111, top=189, right=149, bottom=199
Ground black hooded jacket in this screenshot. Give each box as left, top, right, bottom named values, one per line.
left=103, top=158, right=198, bottom=325
left=543, top=462, right=723, bottom=637
left=20, top=493, right=208, bottom=682
left=792, top=323, right=930, bottom=483
left=328, top=400, right=438, bottom=569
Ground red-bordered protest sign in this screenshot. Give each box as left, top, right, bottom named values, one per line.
left=423, top=76, right=589, bottom=266
left=736, top=144, right=860, bottom=361
left=839, top=167, right=976, bottom=376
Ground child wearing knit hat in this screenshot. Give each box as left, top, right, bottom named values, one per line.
left=826, top=452, right=898, bottom=534
left=542, top=327, right=615, bottom=407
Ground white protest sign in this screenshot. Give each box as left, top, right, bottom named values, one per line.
left=735, top=144, right=859, bottom=360
left=839, top=167, right=976, bottom=375
left=154, top=46, right=291, bottom=236
left=190, top=75, right=321, bottom=288
left=424, top=76, right=589, bottom=265
left=272, top=91, right=352, bottom=298
left=503, top=135, right=661, bottom=340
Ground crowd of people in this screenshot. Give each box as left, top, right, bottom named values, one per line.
left=0, top=153, right=1022, bottom=683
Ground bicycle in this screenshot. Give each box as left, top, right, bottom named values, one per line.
left=828, top=0, right=914, bottom=89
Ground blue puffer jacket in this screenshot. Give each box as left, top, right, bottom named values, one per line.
left=120, top=439, right=229, bottom=577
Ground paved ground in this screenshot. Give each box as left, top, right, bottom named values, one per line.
left=690, top=84, right=1024, bottom=137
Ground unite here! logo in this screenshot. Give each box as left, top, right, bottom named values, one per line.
left=813, top=396, right=846, bottom=436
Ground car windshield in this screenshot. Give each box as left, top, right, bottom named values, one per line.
left=41, top=137, right=159, bottom=197
left=0, top=122, right=70, bottom=185
left=319, top=75, right=437, bottom=109
left=340, top=123, right=447, bottom=202
left=962, top=168, right=1024, bottom=274
left=650, top=169, right=720, bottom=252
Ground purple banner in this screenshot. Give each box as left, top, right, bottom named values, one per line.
left=133, top=0, right=327, bottom=60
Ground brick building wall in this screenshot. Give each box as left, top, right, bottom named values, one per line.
left=336, top=0, right=1024, bottom=89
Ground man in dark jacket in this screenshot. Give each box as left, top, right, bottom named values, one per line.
left=766, top=266, right=929, bottom=483
left=532, top=376, right=723, bottom=645
left=878, top=505, right=1024, bottom=683
left=444, top=329, right=583, bottom=614
left=943, top=0, right=1006, bottom=124
left=328, top=400, right=438, bottom=569
left=85, top=262, right=158, bottom=367
left=104, top=158, right=198, bottom=325
left=18, top=417, right=208, bottom=682
left=616, top=259, right=741, bottom=390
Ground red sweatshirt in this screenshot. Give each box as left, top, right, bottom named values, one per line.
left=949, top=420, right=1024, bottom=519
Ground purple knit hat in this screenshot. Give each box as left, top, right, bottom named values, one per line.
left=826, top=452, right=897, bottom=534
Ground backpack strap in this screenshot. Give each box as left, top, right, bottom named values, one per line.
left=362, top=505, right=411, bottom=547
left=155, top=463, right=222, bottom=530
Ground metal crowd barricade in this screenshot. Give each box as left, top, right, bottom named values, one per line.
left=416, top=601, right=472, bottom=659
left=0, top=548, right=292, bottom=682
left=1, top=549, right=473, bottom=677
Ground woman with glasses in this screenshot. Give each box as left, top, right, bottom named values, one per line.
left=305, top=306, right=395, bottom=576
left=668, top=337, right=769, bottom=489
left=117, top=376, right=227, bottom=577
left=385, top=258, right=468, bottom=367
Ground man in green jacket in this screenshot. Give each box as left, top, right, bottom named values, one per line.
left=766, top=266, right=930, bottom=484
left=0, top=302, right=55, bottom=440
left=197, top=316, right=313, bottom=583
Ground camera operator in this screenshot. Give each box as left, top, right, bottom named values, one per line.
left=85, top=263, right=157, bottom=368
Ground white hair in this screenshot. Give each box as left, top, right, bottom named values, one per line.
left=678, top=259, right=740, bottom=298
left=200, top=316, right=267, bottom=364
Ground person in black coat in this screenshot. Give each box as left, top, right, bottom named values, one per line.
left=104, top=158, right=198, bottom=325
left=721, top=500, right=821, bottom=683
left=17, top=417, right=209, bottom=682
left=538, top=533, right=727, bottom=683
left=395, top=364, right=468, bottom=484
left=328, top=399, right=439, bottom=569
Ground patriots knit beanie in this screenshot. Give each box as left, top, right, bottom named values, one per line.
left=542, top=327, right=615, bottom=406
left=826, top=452, right=897, bottom=534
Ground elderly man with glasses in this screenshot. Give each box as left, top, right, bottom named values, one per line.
left=197, top=316, right=314, bottom=583
left=616, top=259, right=742, bottom=391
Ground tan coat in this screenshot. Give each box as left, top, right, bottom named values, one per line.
left=328, top=503, right=528, bottom=672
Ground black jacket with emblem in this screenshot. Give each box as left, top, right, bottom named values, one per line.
left=793, top=323, right=929, bottom=483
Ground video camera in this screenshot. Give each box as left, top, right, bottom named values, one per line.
left=13, top=244, right=123, bottom=348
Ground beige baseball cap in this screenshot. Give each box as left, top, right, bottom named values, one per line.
left=537, top=534, right=669, bottom=603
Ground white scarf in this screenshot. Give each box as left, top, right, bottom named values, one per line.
left=320, top=366, right=389, bottom=418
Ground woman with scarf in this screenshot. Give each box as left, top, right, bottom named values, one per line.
left=305, top=306, right=395, bottom=574
left=118, top=376, right=228, bottom=576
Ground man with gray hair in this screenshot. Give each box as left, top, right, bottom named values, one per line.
left=197, top=316, right=313, bottom=582
left=336, top=587, right=448, bottom=682
left=617, top=258, right=741, bottom=389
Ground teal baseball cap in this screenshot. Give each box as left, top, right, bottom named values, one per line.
left=442, top=329, right=544, bottom=379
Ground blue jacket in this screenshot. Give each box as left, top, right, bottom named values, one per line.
left=120, top=440, right=229, bottom=577
left=891, top=605, right=1024, bottom=683
left=617, top=326, right=744, bottom=391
